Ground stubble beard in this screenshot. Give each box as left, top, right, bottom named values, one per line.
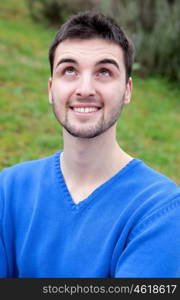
left=51, top=96, right=125, bottom=139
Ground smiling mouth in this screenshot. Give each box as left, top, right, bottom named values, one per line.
left=70, top=106, right=101, bottom=113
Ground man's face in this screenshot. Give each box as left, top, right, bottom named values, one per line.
left=48, top=38, right=132, bottom=138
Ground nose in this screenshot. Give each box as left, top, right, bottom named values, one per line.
left=75, top=73, right=96, bottom=98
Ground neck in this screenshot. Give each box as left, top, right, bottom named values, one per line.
left=61, top=125, right=133, bottom=186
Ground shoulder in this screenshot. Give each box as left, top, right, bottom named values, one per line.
left=127, top=158, right=179, bottom=198
left=129, top=158, right=178, bottom=184
left=0, top=151, right=61, bottom=201
left=127, top=159, right=180, bottom=231
left=0, top=151, right=61, bottom=219
left=0, top=151, right=60, bottom=183
left=114, top=158, right=180, bottom=229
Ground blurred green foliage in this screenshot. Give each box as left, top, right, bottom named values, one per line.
left=26, top=0, right=101, bottom=26
left=26, top=0, right=180, bottom=81
left=103, top=0, right=180, bottom=81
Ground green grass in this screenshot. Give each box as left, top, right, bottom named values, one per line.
left=0, top=0, right=179, bottom=184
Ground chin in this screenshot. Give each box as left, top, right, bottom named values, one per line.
left=65, top=129, right=103, bottom=139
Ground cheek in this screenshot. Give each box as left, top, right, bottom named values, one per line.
left=103, top=83, right=124, bottom=104
left=102, top=85, right=125, bottom=118
left=52, top=82, right=72, bottom=104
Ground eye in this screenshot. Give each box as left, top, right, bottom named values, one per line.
left=63, top=66, right=76, bottom=76
left=98, top=68, right=111, bottom=77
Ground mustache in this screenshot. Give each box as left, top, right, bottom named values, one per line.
left=51, top=96, right=101, bottom=104
left=68, top=97, right=103, bottom=106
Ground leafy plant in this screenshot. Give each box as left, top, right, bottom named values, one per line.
left=26, top=0, right=101, bottom=26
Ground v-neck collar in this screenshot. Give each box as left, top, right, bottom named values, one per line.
left=54, top=150, right=141, bottom=211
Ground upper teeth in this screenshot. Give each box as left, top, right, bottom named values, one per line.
left=73, top=107, right=98, bottom=113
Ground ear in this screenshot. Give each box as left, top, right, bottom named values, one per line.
left=48, top=77, right=53, bottom=104
left=124, top=77, right=132, bottom=105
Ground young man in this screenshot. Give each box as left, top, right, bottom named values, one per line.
left=0, top=11, right=179, bottom=278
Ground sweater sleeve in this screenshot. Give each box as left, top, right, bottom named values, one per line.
left=0, top=228, right=8, bottom=277
left=0, top=172, right=8, bottom=277
left=114, top=196, right=180, bottom=278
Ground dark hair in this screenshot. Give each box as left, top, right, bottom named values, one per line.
left=49, top=11, right=134, bottom=81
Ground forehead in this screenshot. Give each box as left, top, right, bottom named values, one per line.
left=54, top=38, right=124, bottom=66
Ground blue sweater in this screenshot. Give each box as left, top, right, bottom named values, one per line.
left=0, top=151, right=180, bottom=278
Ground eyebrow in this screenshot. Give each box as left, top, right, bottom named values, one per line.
left=55, top=58, right=77, bottom=69
left=95, top=59, right=120, bottom=70
left=55, top=58, right=120, bottom=70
